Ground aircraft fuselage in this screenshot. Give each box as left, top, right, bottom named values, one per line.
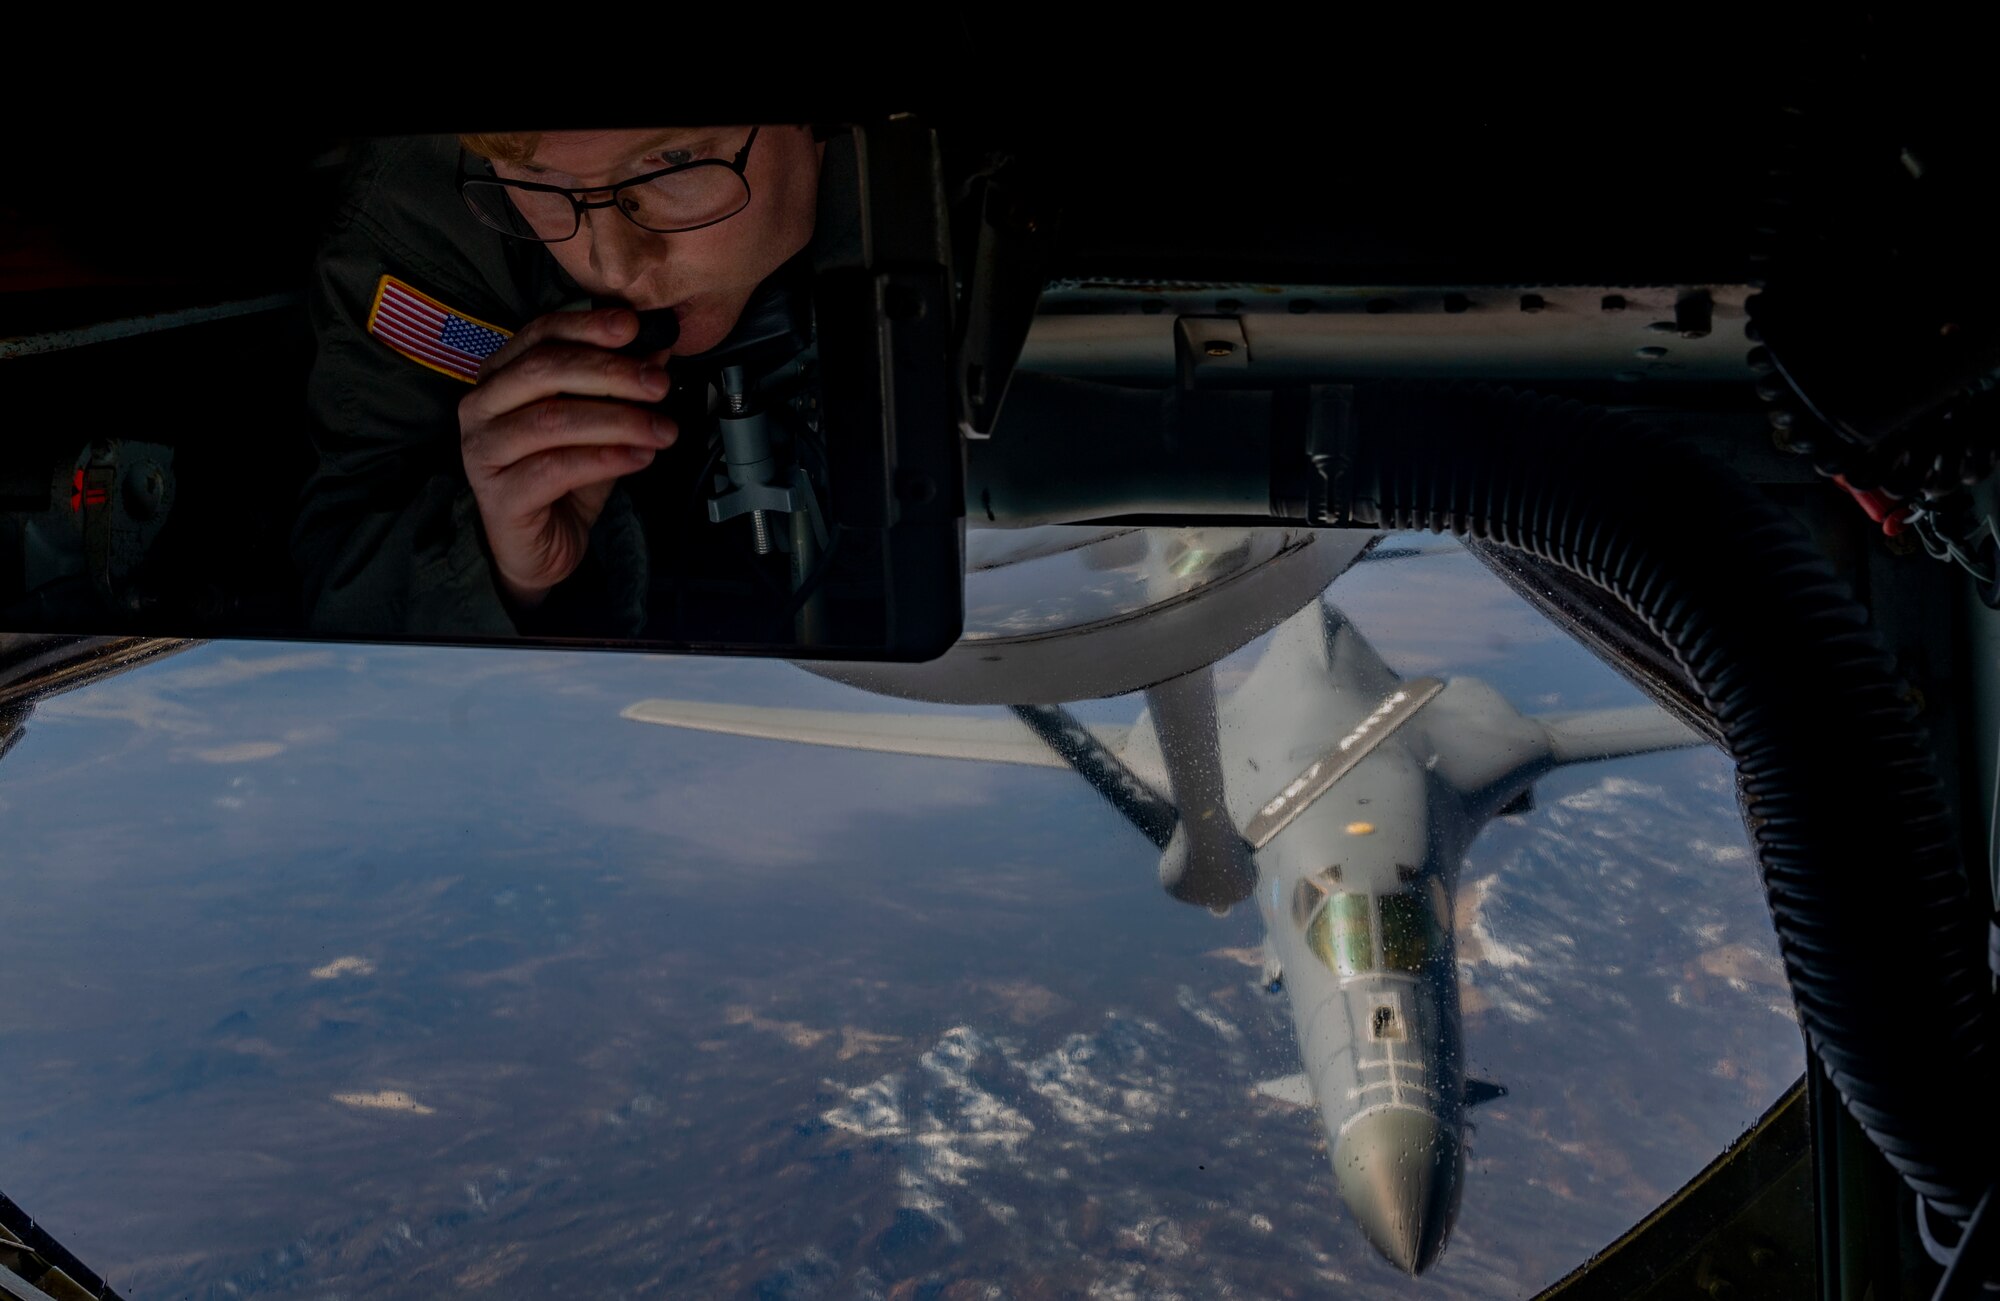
left=1152, top=602, right=1555, bottom=1273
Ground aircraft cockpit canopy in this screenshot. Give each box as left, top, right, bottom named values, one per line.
left=1299, top=881, right=1448, bottom=979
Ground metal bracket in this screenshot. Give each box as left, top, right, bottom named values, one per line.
left=706, top=478, right=801, bottom=524
left=706, top=465, right=830, bottom=556
left=1175, top=316, right=1250, bottom=388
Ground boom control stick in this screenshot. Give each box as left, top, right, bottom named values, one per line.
left=710, top=363, right=789, bottom=556
left=665, top=268, right=828, bottom=640
left=708, top=362, right=833, bottom=641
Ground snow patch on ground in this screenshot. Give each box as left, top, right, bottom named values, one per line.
left=1459, top=875, right=1532, bottom=972
left=1176, top=984, right=1243, bottom=1042
left=823, top=1013, right=1179, bottom=1231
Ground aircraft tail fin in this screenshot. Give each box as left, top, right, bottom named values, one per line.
left=1534, top=705, right=1704, bottom=767
left=621, top=699, right=1124, bottom=769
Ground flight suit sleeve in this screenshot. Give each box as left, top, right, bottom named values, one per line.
left=291, top=140, right=648, bottom=639
left=292, top=209, right=517, bottom=637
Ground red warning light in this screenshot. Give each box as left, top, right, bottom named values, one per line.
left=70, top=469, right=109, bottom=513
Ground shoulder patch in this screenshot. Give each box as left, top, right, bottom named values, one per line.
left=366, top=275, right=512, bottom=383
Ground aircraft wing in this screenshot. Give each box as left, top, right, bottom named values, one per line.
left=1254, top=1073, right=1316, bottom=1108
left=1535, top=705, right=1705, bottom=766
left=621, top=699, right=1128, bottom=769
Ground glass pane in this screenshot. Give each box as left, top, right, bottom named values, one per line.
left=459, top=180, right=575, bottom=241
left=622, top=165, right=750, bottom=231
left=0, top=122, right=962, bottom=660
left=961, top=526, right=1300, bottom=640
left=459, top=180, right=542, bottom=239
left=1292, top=876, right=1321, bottom=928
left=1380, top=889, right=1439, bottom=974
left=0, top=530, right=1809, bottom=1298
left=1308, top=891, right=1376, bottom=976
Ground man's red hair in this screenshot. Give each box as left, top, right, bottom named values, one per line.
left=459, top=133, right=541, bottom=165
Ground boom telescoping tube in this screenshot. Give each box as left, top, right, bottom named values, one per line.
left=973, top=376, right=1998, bottom=1233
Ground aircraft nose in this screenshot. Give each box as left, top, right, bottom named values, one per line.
left=1330, top=1107, right=1460, bottom=1275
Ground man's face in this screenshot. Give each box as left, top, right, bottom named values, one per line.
left=487, top=126, right=820, bottom=355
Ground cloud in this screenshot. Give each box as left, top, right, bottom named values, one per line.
left=725, top=1005, right=831, bottom=1051
left=1176, top=984, right=1243, bottom=1042
left=40, top=689, right=206, bottom=735
left=159, top=651, right=339, bottom=691
left=1696, top=943, right=1788, bottom=991
left=182, top=741, right=287, bottom=763
left=971, top=978, right=1068, bottom=1025
left=838, top=1028, right=900, bottom=1060
left=310, top=956, right=376, bottom=980
left=331, top=1089, right=435, bottom=1116
left=38, top=647, right=339, bottom=737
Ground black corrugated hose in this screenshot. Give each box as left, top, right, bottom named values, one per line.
left=1312, top=384, right=1997, bottom=1236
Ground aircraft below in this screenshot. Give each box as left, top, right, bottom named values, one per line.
left=624, top=528, right=1703, bottom=1273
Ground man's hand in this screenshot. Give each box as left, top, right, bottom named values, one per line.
left=459, top=309, right=676, bottom=611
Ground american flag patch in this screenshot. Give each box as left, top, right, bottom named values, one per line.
left=366, top=275, right=512, bottom=383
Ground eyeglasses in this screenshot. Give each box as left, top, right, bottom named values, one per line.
left=457, top=127, right=760, bottom=243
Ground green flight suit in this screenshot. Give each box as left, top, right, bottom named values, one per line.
left=294, top=134, right=649, bottom=638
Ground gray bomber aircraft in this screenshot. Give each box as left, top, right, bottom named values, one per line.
left=624, top=527, right=1704, bottom=1275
